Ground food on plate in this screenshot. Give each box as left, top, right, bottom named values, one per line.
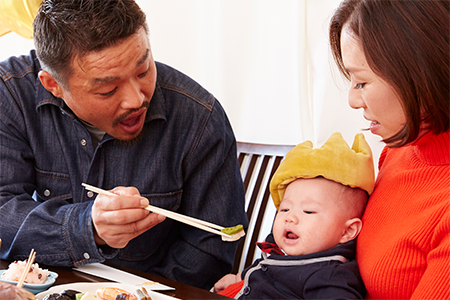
left=44, top=286, right=152, bottom=300
left=96, top=287, right=137, bottom=300
left=2, top=260, right=51, bottom=284
left=42, top=289, right=81, bottom=300
left=0, top=281, right=36, bottom=300
left=134, top=287, right=151, bottom=300
left=78, top=292, right=96, bottom=300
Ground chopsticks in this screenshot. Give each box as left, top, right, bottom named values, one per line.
left=82, top=183, right=237, bottom=240
left=17, top=249, right=36, bottom=288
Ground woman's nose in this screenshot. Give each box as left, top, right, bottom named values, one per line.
left=348, top=88, right=365, bottom=110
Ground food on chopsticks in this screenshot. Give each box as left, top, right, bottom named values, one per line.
left=221, top=224, right=244, bottom=235
left=82, top=183, right=246, bottom=242
left=1, top=259, right=50, bottom=284
left=42, top=289, right=81, bottom=300
left=220, top=224, right=246, bottom=241
left=0, top=281, right=35, bottom=300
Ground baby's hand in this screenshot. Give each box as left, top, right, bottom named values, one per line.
left=214, top=273, right=241, bottom=293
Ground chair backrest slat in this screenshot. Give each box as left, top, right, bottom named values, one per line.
left=232, top=142, right=294, bottom=273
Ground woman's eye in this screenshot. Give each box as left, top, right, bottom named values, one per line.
left=354, top=83, right=366, bottom=89
left=99, top=87, right=117, bottom=97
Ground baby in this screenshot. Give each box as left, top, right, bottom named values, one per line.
left=215, top=132, right=374, bottom=299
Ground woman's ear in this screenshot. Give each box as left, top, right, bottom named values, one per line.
left=38, top=70, right=64, bottom=98
left=339, top=218, right=362, bottom=244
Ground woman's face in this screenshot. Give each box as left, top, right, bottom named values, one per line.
left=340, top=25, right=407, bottom=141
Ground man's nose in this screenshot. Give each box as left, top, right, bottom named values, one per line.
left=121, top=80, right=145, bottom=109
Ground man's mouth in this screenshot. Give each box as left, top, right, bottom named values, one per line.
left=121, top=114, right=140, bottom=126
left=113, top=100, right=150, bottom=127
left=115, top=109, right=146, bottom=136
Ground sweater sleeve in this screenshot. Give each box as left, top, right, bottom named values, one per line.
left=410, top=209, right=450, bottom=300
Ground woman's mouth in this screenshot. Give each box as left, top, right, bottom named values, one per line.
left=369, top=120, right=381, bottom=134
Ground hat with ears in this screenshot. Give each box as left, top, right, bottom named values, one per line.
left=269, top=132, right=375, bottom=210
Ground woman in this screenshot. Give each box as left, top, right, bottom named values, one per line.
left=329, top=0, right=449, bottom=299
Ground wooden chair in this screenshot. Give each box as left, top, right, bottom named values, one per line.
left=232, top=141, right=295, bottom=274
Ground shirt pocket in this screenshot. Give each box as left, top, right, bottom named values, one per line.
left=118, top=189, right=182, bottom=261
left=34, top=168, right=72, bottom=202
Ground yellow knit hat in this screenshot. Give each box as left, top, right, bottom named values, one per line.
left=270, top=132, right=375, bottom=210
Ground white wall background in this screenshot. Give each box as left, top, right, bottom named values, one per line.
left=139, top=0, right=384, bottom=159
left=0, top=0, right=384, bottom=162
left=0, top=0, right=385, bottom=267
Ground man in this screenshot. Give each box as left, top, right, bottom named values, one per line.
left=0, top=0, right=247, bottom=289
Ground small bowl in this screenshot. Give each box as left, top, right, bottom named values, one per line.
left=0, top=270, right=58, bottom=294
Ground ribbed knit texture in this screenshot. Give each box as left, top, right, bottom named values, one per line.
left=357, top=131, right=450, bottom=300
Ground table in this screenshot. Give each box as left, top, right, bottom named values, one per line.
left=0, top=260, right=229, bottom=300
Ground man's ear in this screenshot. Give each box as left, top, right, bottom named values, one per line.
left=339, top=218, right=362, bottom=244
left=38, top=70, right=64, bottom=98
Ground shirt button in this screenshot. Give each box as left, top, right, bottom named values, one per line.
left=243, top=286, right=251, bottom=295
left=87, top=191, right=94, bottom=198
left=83, top=252, right=90, bottom=259
left=81, top=139, right=87, bottom=146
left=44, top=189, right=51, bottom=197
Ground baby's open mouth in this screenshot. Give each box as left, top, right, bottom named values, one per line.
left=286, top=231, right=299, bottom=239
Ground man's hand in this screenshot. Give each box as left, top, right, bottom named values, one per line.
left=91, top=186, right=165, bottom=248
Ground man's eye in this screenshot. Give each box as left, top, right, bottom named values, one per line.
left=138, top=68, right=150, bottom=78
left=99, top=87, right=117, bottom=97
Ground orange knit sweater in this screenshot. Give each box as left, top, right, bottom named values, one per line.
left=357, top=131, right=450, bottom=299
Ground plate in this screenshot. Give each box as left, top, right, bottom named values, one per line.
left=0, top=270, right=58, bottom=294
left=36, top=282, right=179, bottom=300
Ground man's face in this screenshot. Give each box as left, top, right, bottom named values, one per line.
left=53, top=28, right=156, bottom=141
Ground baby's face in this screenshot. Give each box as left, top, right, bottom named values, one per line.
left=272, top=178, right=350, bottom=256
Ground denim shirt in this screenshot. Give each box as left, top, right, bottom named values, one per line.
left=0, top=50, right=248, bottom=289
